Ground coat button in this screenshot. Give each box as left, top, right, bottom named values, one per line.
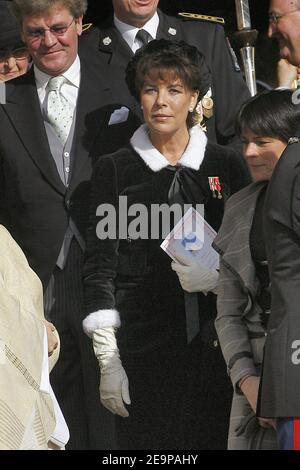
left=66, top=199, right=72, bottom=209
left=213, top=339, right=218, bottom=348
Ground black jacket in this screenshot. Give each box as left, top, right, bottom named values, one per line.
left=259, top=137, right=300, bottom=417
left=0, top=54, right=139, bottom=288
left=84, top=137, right=250, bottom=449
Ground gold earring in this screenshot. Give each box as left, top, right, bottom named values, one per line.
left=194, top=102, right=203, bottom=124
left=192, top=102, right=207, bottom=131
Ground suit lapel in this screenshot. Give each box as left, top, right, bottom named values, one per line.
left=4, top=70, right=66, bottom=195
left=68, top=55, right=114, bottom=194
left=96, top=22, right=133, bottom=66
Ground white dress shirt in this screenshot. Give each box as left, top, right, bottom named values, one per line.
left=34, top=55, right=80, bottom=110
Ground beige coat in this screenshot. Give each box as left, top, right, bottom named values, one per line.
left=0, top=225, right=57, bottom=449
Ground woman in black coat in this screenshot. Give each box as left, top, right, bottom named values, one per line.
left=83, top=39, right=250, bottom=450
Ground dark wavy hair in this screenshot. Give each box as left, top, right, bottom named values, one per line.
left=125, top=38, right=211, bottom=127
left=236, top=89, right=300, bottom=142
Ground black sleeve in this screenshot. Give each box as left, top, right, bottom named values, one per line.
left=0, top=148, right=9, bottom=227
left=210, top=26, right=250, bottom=143
left=84, top=155, right=120, bottom=315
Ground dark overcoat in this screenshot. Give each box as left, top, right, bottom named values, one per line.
left=259, top=138, right=300, bottom=418
left=84, top=138, right=250, bottom=449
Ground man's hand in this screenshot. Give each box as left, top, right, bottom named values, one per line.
left=44, top=320, right=58, bottom=356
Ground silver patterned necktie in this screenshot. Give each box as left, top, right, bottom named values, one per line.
left=46, top=76, right=73, bottom=145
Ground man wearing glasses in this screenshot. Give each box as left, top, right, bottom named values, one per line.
left=268, top=0, right=300, bottom=66
left=0, top=1, right=29, bottom=82
left=0, top=0, right=137, bottom=449
left=255, top=0, right=300, bottom=452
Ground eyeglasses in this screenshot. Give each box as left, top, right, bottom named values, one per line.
left=24, top=17, right=75, bottom=40
left=268, top=9, right=300, bottom=24
left=0, top=47, right=29, bottom=62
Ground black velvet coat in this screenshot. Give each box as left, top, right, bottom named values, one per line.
left=84, top=140, right=251, bottom=449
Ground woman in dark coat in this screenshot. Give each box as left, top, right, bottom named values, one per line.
left=83, top=39, right=250, bottom=450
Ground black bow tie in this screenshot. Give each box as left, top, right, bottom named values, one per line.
left=166, top=165, right=205, bottom=207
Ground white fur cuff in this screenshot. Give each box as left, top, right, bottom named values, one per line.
left=82, top=309, right=121, bottom=338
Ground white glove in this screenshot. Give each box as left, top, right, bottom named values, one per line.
left=93, top=327, right=131, bottom=418
left=171, top=250, right=219, bottom=294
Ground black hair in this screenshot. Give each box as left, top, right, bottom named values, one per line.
left=236, top=89, right=300, bottom=142
left=125, top=38, right=211, bottom=103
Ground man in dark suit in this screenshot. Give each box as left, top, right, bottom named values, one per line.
left=0, top=0, right=137, bottom=449
left=261, top=136, right=300, bottom=450
left=79, top=0, right=250, bottom=145
left=258, top=0, right=300, bottom=450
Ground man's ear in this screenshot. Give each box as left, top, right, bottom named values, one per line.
left=75, top=15, right=83, bottom=36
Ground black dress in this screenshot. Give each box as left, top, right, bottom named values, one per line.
left=84, top=134, right=250, bottom=449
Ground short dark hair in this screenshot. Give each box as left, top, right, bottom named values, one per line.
left=125, top=38, right=211, bottom=103
left=236, top=89, right=300, bottom=142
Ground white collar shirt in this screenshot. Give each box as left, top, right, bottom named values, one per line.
left=34, top=55, right=80, bottom=110
left=114, top=11, right=159, bottom=53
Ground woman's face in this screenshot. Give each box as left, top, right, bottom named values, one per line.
left=242, top=130, right=287, bottom=181
left=140, top=71, right=198, bottom=140
left=0, top=46, right=29, bottom=82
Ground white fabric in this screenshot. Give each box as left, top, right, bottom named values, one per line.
left=48, top=389, right=70, bottom=448
left=93, top=327, right=130, bottom=418
left=34, top=55, right=80, bottom=106
left=130, top=124, right=208, bottom=172
left=19, top=408, right=39, bottom=450
left=19, top=327, right=69, bottom=449
left=108, top=106, right=129, bottom=125
left=114, top=12, right=159, bottom=52
left=83, top=309, right=121, bottom=337
left=46, top=76, right=74, bottom=144
left=171, top=248, right=219, bottom=294
left=40, top=326, right=50, bottom=393
left=41, top=326, right=69, bottom=448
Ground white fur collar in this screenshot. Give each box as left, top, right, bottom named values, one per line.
left=130, top=124, right=208, bottom=172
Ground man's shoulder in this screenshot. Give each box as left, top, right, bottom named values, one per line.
left=0, top=69, right=35, bottom=105
left=4, top=69, right=34, bottom=88
left=79, top=20, right=125, bottom=57
left=160, top=10, right=223, bottom=36
left=205, top=141, right=241, bottom=164
left=274, top=140, right=300, bottom=180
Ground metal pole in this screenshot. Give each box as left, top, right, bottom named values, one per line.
left=234, top=0, right=258, bottom=96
